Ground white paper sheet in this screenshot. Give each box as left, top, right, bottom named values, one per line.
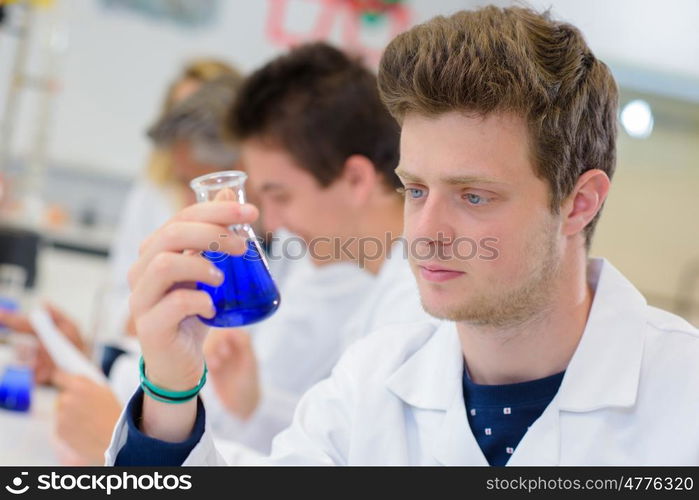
left=29, top=307, right=107, bottom=385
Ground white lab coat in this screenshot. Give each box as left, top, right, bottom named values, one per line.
left=106, top=258, right=699, bottom=465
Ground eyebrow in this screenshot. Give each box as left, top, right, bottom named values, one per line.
left=394, top=168, right=505, bottom=186
left=259, top=182, right=286, bottom=193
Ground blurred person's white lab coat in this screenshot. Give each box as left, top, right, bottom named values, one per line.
left=106, top=259, right=699, bottom=465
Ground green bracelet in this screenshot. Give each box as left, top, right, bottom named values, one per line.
left=139, top=356, right=207, bottom=404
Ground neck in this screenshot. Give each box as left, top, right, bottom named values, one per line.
left=457, top=251, right=593, bottom=385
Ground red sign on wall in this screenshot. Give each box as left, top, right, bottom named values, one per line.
left=266, top=0, right=412, bottom=66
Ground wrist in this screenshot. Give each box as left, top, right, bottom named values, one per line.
left=140, top=392, right=199, bottom=443
left=140, top=356, right=207, bottom=407
left=143, top=359, right=206, bottom=393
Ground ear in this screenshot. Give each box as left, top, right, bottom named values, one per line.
left=340, top=155, right=378, bottom=206
left=560, top=169, right=611, bottom=240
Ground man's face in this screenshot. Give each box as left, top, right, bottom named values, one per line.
left=171, top=141, right=227, bottom=185
left=240, top=139, right=356, bottom=247
left=398, top=111, right=563, bottom=327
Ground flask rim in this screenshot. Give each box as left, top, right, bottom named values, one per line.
left=189, top=170, right=248, bottom=193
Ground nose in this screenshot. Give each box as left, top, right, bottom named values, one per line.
left=261, top=204, right=283, bottom=234
left=408, top=193, right=456, bottom=257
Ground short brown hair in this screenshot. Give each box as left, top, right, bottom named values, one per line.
left=378, top=6, right=618, bottom=248
left=228, top=42, right=401, bottom=189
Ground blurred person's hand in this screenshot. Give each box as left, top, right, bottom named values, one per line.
left=128, top=195, right=257, bottom=441
left=204, top=328, right=260, bottom=419
left=52, top=371, right=122, bottom=465
left=0, top=303, right=85, bottom=384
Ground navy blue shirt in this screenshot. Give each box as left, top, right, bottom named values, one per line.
left=114, top=387, right=206, bottom=466
left=463, top=369, right=565, bottom=466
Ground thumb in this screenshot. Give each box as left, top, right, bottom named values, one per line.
left=213, top=187, right=237, bottom=201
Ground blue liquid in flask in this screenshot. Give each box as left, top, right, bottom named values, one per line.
left=197, top=239, right=281, bottom=327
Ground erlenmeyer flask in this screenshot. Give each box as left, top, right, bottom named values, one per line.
left=190, top=171, right=281, bottom=327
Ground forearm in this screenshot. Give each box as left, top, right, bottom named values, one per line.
left=138, top=346, right=207, bottom=442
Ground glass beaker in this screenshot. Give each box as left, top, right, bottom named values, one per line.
left=189, top=171, right=280, bottom=327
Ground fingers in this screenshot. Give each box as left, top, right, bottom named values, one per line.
left=172, top=200, right=258, bottom=226
left=43, top=302, right=84, bottom=349
left=142, top=221, right=247, bottom=258
left=32, top=345, right=56, bottom=385
left=129, top=252, right=224, bottom=316
left=130, top=222, right=246, bottom=289
left=138, top=201, right=258, bottom=255
left=44, top=302, right=79, bottom=333
left=0, top=309, right=34, bottom=334
left=135, top=288, right=215, bottom=346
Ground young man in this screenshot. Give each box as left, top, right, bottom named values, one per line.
left=107, top=6, right=699, bottom=465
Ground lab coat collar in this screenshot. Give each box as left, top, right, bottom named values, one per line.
left=385, top=258, right=648, bottom=465
left=386, top=320, right=482, bottom=465
left=386, top=320, right=463, bottom=411
left=556, top=258, right=647, bottom=411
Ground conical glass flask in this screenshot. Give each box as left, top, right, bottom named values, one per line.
left=190, top=171, right=280, bottom=327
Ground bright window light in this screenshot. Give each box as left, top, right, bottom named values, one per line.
left=621, top=99, right=654, bottom=139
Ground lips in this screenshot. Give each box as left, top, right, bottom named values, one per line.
left=417, top=264, right=465, bottom=283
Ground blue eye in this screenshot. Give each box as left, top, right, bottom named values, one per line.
left=465, top=193, right=488, bottom=205
left=407, top=188, right=425, bottom=199
left=398, top=187, right=425, bottom=199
